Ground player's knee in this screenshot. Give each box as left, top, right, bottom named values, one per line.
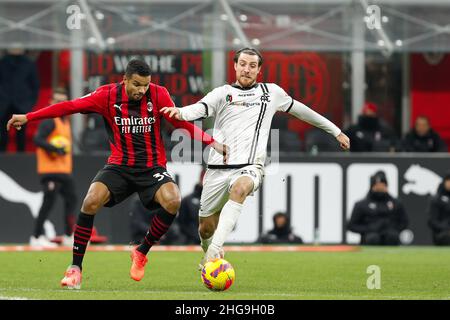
left=81, top=194, right=103, bottom=214
left=161, top=196, right=181, bottom=214
left=229, top=184, right=250, bottom=202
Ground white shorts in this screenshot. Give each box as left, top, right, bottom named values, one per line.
left=198, top=164, right=264, bottom=218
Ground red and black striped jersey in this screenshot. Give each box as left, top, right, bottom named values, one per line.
left=27, top=82, right=215, bottom=168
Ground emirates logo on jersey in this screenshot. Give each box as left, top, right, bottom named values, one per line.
left=114, top=116, right=156, bottom=134
left=225, top=94, right=233, bottom=103
left=147, top=102, right=153, bottom=112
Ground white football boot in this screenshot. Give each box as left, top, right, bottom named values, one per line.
left=29, top=235, right=58, bottom=248
left=198, top=244, right=225, bottom=271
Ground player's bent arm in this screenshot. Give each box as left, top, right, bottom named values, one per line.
left=33, top=119, right=59, bottom=152
left=164, top=114, right=215, bottom=146
left=287, top=100, right=341, bottom=137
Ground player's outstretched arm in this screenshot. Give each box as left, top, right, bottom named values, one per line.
left=7, top=87, right=109, bottom=132
left=161, top=102, right=208, bottom=122
left=336, top=132, right=350, bottom=151
left=287, top=100, right=350, bottom=150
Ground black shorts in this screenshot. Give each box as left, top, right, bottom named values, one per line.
left=91, top=165, right=175, bottom=210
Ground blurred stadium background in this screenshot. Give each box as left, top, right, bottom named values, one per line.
left=0, top=0, right=450, bottom=248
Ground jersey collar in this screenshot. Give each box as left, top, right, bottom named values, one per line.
left=231, top=82, right=259, bottom=91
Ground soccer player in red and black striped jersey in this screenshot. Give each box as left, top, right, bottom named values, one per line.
left=7, top=59, right=228, bottom=289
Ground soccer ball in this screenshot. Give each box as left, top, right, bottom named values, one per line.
left=201, top=258, right=235, bottom=291
left=49, top=135, right=70, bottom=155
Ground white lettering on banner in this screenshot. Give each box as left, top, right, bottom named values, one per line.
left=167, top=163, right=343, bottom=243
left=153, top=163, right=404, bottom=243
left=262, top=164, right=343, bottom=243
left=113, top=55, right=176, bottom=73
left=403, top=164, right=441, bottom=196
left=188, top=76, right=206, bottom=93
left=346, top=164, right=399, bottom=244
left=0, top=170, right=56, bottom=239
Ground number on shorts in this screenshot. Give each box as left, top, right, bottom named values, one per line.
left=153, top=172, right=172, bottom=182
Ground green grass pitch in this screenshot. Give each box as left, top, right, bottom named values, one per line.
left=0, top=247, right=449, bottom=300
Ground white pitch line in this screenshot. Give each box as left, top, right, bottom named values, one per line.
left=0, top=287, right=300, bottom=297
left=0, top=288, right=447, bottom=300
left=0, top=295, right=29, bottom=300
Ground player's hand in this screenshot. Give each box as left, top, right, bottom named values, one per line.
left=7, top=114, right=28, bottom=131
left=160, top=107, right=182, bottom=120
left=212, top=141, right=229, bottom=164
left=336, top=132, right=350, bottom=151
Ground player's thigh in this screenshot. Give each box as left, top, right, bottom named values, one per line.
left=229, top=176, right=254, bottom=200
left=88, top=166, right=134, bottom=209
left=137, top=167, right=178, bottom=212
left=83, top=182, right=111, bottom=210
left=199, top=169, right=230, bottom=218
left=229, top=165, right=264, bottom=197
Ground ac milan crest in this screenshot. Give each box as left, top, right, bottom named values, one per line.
left=147, top=102, right=153, bottom=112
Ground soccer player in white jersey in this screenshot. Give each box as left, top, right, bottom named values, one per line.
left=161, top=47, right=350, bottom=267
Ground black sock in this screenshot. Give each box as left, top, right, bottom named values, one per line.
left=138, top=208, right=176, bottom=255
left=72, top=212, right=95, bottom=270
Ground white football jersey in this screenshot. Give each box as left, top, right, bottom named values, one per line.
left=179, top=82, right=340, bottom=167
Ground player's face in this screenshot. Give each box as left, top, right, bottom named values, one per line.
left=234, top=53, right=261, bottom=88
left=124, top=74, right=151, bottom=101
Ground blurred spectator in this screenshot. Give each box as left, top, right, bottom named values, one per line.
left=0, top=47, right=39, bottom=152
left=401, top=116, right=447, bottom=152
left=344, top=102, right=398, bottom=152
left=428, top=171, right=450, bottom=245
left=305, top=128, right=342, bottom=153
left=258, top=212, right=303, bottom=244
left=129, top=194, right=184, bottom=245
left=268, top=114, right=302, bottom=152
left=178, top=169, right=205, bottom=244
left=80, top=114, right=109, bottom=154
left=347, top=171, right=408, bottom=245
left=30, top=88, right=77, bottom=248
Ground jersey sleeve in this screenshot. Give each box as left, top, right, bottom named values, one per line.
left=159, top=86, right=215, bottom=146
left=197, top=86, right=225, bottom=118
left=271, top=84, right=294, bottom=112
left=27, top=86, right=109, bottom=121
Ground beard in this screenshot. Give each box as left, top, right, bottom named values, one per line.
left=128, top=92, right=143, bottom=101
left=237, top=76, right=256, bottom=87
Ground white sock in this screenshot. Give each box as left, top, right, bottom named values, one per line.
left=200, top=233, right=213, bottom=253
left=211, top=200, right=243, bottom=249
